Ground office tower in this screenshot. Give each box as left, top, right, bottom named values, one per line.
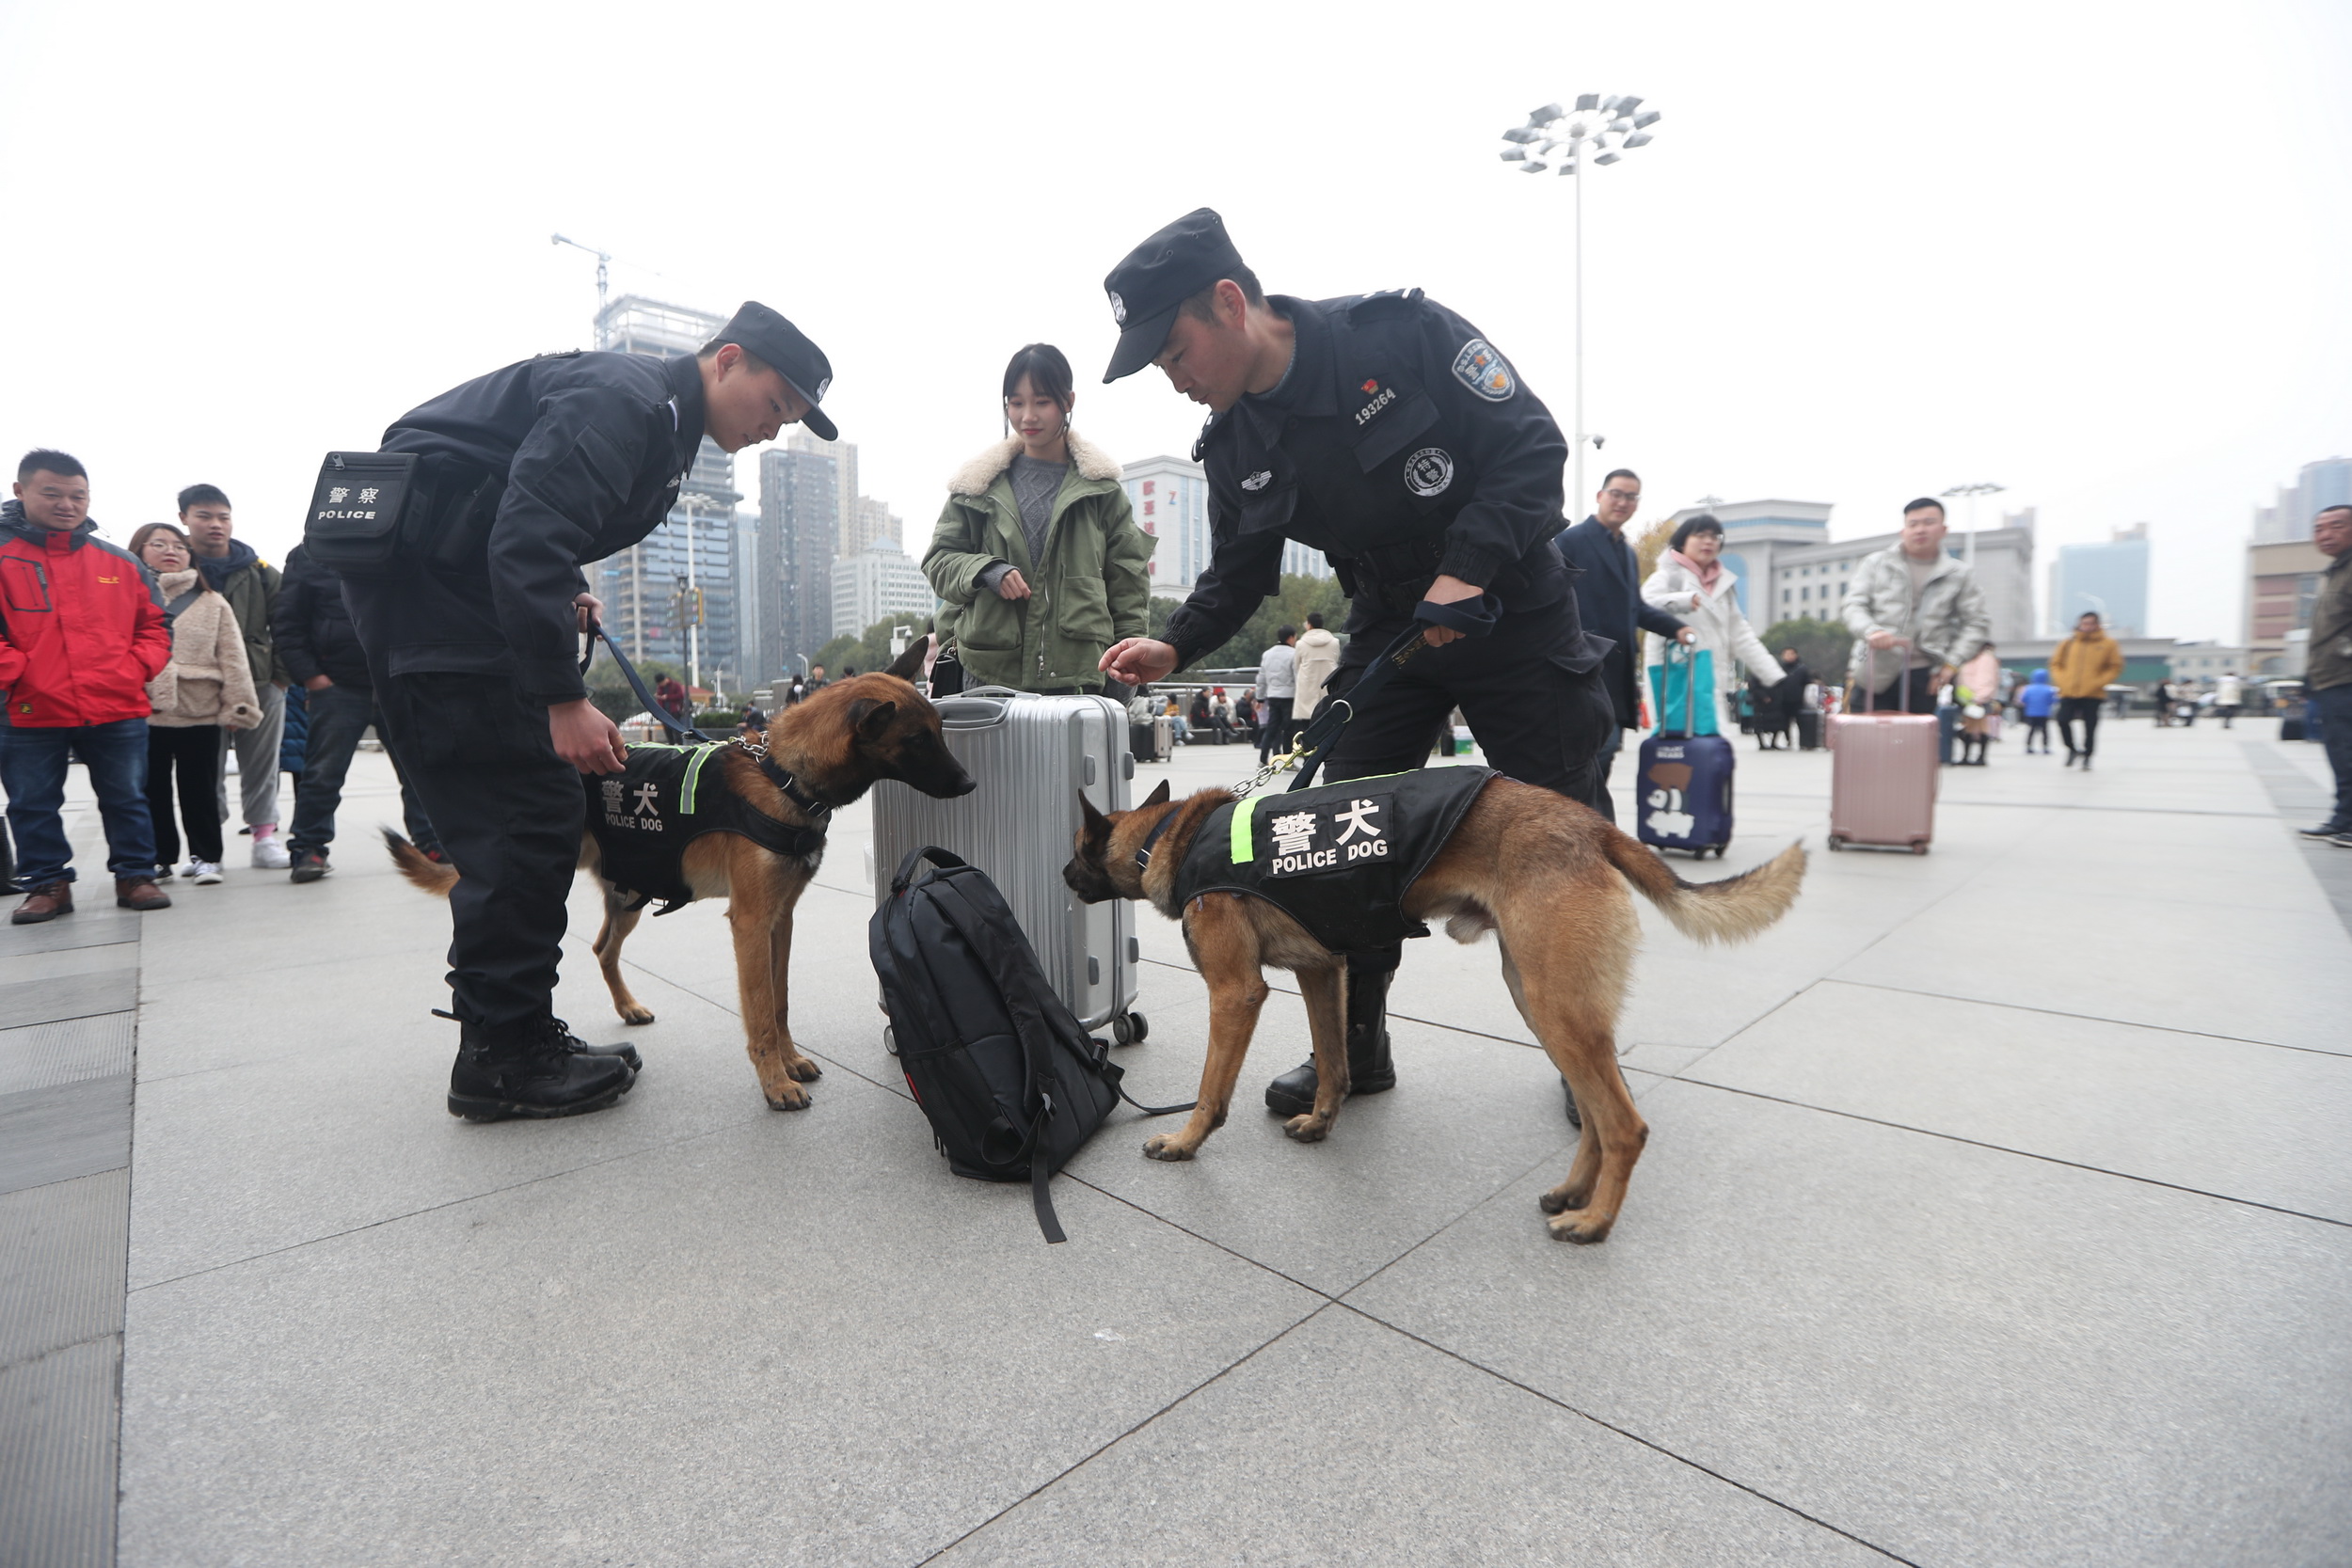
left=756, top=443, right=840, bottom=679
left=831, top=537, right=936, bottom=645
left=2048, top=524, right=2149, bottom=636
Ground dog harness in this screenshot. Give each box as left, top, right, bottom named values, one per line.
left=585, top=742, right=828, bottom=914
left=1171, top=767, right=1495, bottom=955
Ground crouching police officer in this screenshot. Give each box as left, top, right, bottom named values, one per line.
left=1096, top=210, right=1614, bottom=1119
left=347, top=303, right=836, bottom=1120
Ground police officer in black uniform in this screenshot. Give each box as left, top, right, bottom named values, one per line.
left=347, top=302, right=837, bottom=1121
left=1096, top=210, right=1613, bottom=1117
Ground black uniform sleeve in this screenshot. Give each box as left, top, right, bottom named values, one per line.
left=490, top=384, right=656, bottom=704
left=1635, top=600, right=1688, bottom=641
left=1409, top=300, right=1570, bottom=590
left=1162, top=445, right=1286, bottom=669
left=270, top=549, right=325, bottom=687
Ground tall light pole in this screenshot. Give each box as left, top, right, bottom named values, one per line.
left=1940, top=481, right=2006, bottom=566
left=1499, top=95, right=1662, bottom=508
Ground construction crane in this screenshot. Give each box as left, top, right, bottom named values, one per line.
left=550, top=233, right=612, bottom=347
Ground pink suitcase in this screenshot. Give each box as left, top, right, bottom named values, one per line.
left=1828, top=651, right=1938, bottom=853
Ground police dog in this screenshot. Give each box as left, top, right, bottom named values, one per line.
left=1063, top=777, right=1805, bottom=1243
left=389, top=640, right=973, bottom=1111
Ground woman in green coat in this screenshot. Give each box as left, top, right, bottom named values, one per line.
left=924, top=343, right=1156, bottom=694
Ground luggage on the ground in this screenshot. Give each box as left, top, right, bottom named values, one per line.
left=2282, top=714, right=2308, bottom=741
left=1639, top=644, right=1734, bottom=857
left=1795, top=711, right=1822, bottom=750
left=1829, top=650, right=1938, bottom=853
left=871, top=687, right=1145, bottom=1041
left=871, top=847, right=1187, bottom=1243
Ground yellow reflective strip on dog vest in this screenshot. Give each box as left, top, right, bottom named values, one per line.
left=1230, top=795, right=1260, bottom=864
left=680, top=745, right=711, bottom=814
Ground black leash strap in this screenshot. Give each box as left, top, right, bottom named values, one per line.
left=1286, top=594, right=1500, bottom=792
left=584, top=626, right=721, bottom=746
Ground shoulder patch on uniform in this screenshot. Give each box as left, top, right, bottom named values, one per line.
left=1452, top=340, right=1516, bottom=402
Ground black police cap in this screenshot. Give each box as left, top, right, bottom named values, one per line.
left=717, top=301, right=837, bottom=441
left=1101, top=208, right=1249, bottom=384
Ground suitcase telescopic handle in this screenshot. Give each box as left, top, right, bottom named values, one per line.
left=1860, top=638, right=1913, bottom=715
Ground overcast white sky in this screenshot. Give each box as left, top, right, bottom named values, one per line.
left=4, top=0, right=2345, bottom=643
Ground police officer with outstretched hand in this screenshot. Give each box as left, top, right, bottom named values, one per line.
left=1096, top=209, right=1614, bottom=1120
left=346, top=303, right=836, bottom=1122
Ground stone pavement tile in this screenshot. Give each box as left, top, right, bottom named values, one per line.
left=0, top=1337, right=119, bottom=1568
left=0, top=1167, right=128, bottom=1367
left=1344, top=1080, right=2352, bottom=1568
left=134, top=946, right=476, bottom=1083
left=1830, top=877, right=2352, bottom=1051
left=0, top=969, right=137, bottom=1029
left=118, top=1110, right=1320, bottom=1568
left=0, top=1075, right=131, bottom=1197
left=0, top=940, right=140, bottom=985
left=1065, top=1006, right=1580, bottom=1296
left=126, top=965, right=805, bottom=1289
left=135, top=869, right=453, bottom=990
left=0, top=910, right=142, bottom=957
left=0, top=1013, right=135, bottom=1099
left=932, top=1305, right=1893, bottom=1568
left=1686, top=981, right=2352, bottom=1220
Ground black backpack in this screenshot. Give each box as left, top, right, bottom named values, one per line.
left=870, top=847, right=1189, bottom=1243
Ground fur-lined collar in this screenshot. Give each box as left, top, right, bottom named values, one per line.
left=946, top=433, right=1121, bottom=497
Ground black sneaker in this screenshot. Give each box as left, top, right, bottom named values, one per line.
left=2331, top=832, right=2352, bottom=850
left=290, top=850, right=331, bottom=883
left=2297, top=823, right=2346, bottom=840
left=448, top=1017, right=636, bottom=1121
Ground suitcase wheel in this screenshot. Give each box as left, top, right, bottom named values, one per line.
left=1911, top=843, right=1930, bottom=856
left=1827, top=836, right=1845, bottom=851
left=1112, top=1012, right=1149, bottom=1046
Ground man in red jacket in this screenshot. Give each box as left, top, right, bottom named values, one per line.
left=0, top=450, right=174, bottom=922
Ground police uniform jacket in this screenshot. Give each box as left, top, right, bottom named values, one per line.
left=347, top=351, right=707, bottom=705
left=1163, top=293, right=1597, bottom=673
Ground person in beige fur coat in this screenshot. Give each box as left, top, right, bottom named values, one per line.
left=128, top=523, right=261, bottom=883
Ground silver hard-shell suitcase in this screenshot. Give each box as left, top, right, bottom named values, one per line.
left=870, top=688, right=1146, bottom=1041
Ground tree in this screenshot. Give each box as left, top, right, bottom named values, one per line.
left=1762, top=615, right=1853, bottom=680
left=1178, top=574, right=1351, bottom=673
left=1630, top=515, right=1676, bottom=583
left=584, top=653, right=683, bottom=722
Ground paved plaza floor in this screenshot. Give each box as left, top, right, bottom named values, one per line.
left=5, top=714, right=2349, bottom=1566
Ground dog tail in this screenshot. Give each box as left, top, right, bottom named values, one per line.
left=1598, top=828, right=1806, bottom=946
left=383, top=829, right=458, bottom=898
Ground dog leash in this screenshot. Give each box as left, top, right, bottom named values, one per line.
left=580, top=625, right=837, bottom=822
left=1223, top=594, right=1502, bottom=799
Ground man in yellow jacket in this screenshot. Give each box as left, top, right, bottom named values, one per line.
left=2049, top=611, right=2124, bottom=769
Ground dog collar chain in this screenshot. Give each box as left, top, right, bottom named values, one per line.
left=727, top=736, right=835, bottom=818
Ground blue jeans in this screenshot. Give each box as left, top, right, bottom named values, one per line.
left=2315, top=683, right=2352, bottom=831
left=289, top=682, right=438, bottom=858
left=0, top=718, right=158, bottom=886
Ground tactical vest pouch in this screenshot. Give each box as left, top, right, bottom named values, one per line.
left=302, top=451, right=420, bottom=575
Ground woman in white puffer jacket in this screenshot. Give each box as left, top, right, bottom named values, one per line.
left=1641, top=513, right=1781, bottom=731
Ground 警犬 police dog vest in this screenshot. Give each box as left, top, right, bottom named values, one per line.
left=586, top=742, right=824, bottom=913
left=1172, top=768, right=1494, bottom=955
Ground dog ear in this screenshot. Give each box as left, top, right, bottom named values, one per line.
left=1141, top=779, right=1171, bottom=808
left=1078, top=792, right=1111, bottom=847
left=850, top=698, right=898, bottom=739
left=882, top=637, right=928, bottom=684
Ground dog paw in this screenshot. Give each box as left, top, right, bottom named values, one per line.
left=1142, top=1133, right=1196, bottom=1162
left=1546, top=1210, right=1614, bottom=1244
left=783, top=1055, right=822, bottom=1083
left=619, top=1006, right=656, bottom=1026
left=1282, top=1113, right=1331, bottom=1143
left=1537, top=1183, right=1592, bottom=1216
left=765, top=1083, right=814, bottom=1112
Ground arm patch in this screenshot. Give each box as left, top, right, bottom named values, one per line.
left=1452, top=339, right=1517, bottom=402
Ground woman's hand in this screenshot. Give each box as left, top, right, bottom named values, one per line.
left=994, top=569, right=1031, bottom=601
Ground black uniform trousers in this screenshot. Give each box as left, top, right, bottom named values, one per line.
left=373, top=673, right=582, bottom=1030
left=1317, top=602, right=1614, bottom=978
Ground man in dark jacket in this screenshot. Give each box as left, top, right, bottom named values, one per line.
left=180, top=484, right=294, bottom=867
left=1094, top=208, right=1615, bottom=1118
left=1552, top=467, right=1692, bottom=820
left=347, top=301, right=836, bottom=1120
left=271, top=544, right=438, bottom=881
left=0, top=451, right=173, bottom=921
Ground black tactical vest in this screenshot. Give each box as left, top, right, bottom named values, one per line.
left=1172, top=768, right=1494, bottom=955
left=584, top=743, right=824, bottom=913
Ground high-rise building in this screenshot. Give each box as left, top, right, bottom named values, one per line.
left=1120, top=453, right=1329, bottom=598
left=850, top=495, right=900, bottom=559
left=831, top=537, right=935, bottom=644
left=755, top=443, right=840, bottom=680
left=2047, top=524, right=2150, bottom=636
left=587, top=294, right=740, bottom=690
left=2253, top=457, right=2352, bottom=544
left=733, top=506, right=763, bottom=692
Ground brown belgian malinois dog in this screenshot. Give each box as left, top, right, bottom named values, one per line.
left=389, top=639, right=973, bottom=1111
left=1063, top=775, right=1806, bottom=1243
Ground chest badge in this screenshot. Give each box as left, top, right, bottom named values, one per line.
left=1354, top=385, right=1397, bottom=426
left=1241, top=469, right=1273, bottom=492
left=1403, top=448, right=1455, bottom=499
left=1452, top=339, right=1516, bottom=402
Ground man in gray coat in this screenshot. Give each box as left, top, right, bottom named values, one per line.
left=1256, top=626, right=1298, bottom=762
left=180, top=484, right=293, bottom=868
left=1839, top=497, right=1992, bottom=711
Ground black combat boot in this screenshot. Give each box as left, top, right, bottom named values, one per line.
left=448, top=1016, right=638, bottom=1122
left=1264, top=965, right=1399, bottom=1117
left=435, top=1007, right=640, bottom=1073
